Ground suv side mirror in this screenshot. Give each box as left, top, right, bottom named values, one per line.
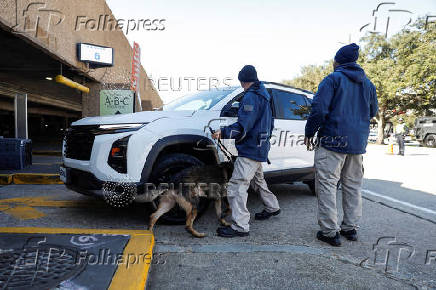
left=221, top=101, right=240, bottom=117
left=231, top=102, right=240, bottom=109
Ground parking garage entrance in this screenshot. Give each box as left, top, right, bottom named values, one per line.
left=0, top=23, right=90, bottom=151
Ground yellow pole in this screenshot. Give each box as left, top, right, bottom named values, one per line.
left=55, top=75, right=90, bottom=94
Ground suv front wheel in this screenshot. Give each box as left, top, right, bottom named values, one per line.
left=148, top=153, right=210, bottom=224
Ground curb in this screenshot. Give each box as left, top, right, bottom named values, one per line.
left=0, top=173, right=63, bottom=185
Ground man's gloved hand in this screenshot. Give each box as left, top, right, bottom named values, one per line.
left=304, top=136, right=315, bottom=151
left=212, top=129, right=221, bottom=140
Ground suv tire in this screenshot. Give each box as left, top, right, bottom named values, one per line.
left=424, top=134, right=436, bottom=148
left=149, top=153, right=210, bottom=224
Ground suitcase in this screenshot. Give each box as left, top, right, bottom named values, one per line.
left=0, top=138, right=32, bottom=170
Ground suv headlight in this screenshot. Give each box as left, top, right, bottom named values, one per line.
left=108, top=135, right=131, bottom=173
left=98, top=123, right=147, bottom=134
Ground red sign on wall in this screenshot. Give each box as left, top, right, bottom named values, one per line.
left=131, top=42, right=141, bottom=92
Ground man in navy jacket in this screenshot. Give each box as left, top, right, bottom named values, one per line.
left=305, top=43, right=378, bottom=246
left=213, top=65, right=280, bottom=237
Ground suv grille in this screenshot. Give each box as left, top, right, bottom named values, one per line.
left=64, top=126, right=99, bottom=160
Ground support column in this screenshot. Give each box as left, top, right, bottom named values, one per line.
left=14, top=93, right=28, bottom=139
left=82, top=82, right=101, bottom=117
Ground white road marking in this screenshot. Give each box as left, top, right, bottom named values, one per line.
left=362, top=189, right=436, bottom=215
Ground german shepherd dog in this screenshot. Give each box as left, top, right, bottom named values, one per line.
left=148, top=162, right=234, bottom=238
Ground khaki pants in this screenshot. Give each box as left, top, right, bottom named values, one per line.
left=396, top=134, right=405, bottom=155
left=227, top=157, right=280, bottom=232
left=315, top=146, right=363, bottom=237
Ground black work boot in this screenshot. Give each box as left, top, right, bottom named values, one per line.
left=255, top=209, right=281, bottom=220
left=340, top=229, right=358, bottom=241
left=216, top=226, right=249, bottom=238
left=317, top=231, right=341, bottom=247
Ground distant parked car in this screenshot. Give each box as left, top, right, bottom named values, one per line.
left=415, top=117, right=436, bottom=147
left=368, top=130, right=377, bottom=143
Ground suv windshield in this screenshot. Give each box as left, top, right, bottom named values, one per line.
left=163, top=89, right=234, bottom=111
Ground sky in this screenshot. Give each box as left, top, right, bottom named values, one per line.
left=105, top=0, right=436, bottom=103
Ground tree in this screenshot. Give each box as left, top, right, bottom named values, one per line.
left=391, top=19, right=436, bottom=116
left=283, top=62, right=332, bottom=93
left=361, top=19, right=436, bottom=143
left=284, top=18, right=436, bottom=144
left=359, top=34, right=401, bottom=144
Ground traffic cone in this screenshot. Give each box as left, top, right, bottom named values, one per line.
left=387, top=143, right=394, bottom=154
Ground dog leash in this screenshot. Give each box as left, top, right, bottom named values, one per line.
left=208, top=127, right=271, bottom=165
left=208, top=127, right=235, bottom=163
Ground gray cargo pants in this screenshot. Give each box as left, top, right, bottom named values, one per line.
left=227, top=157, right=280, bottom=232
left=315, top=146, right=364, bottom=237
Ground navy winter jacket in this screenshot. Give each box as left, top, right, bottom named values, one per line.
left=305, top=63, right=378, bottom=154
left=221, top=81, right=273, bottom=162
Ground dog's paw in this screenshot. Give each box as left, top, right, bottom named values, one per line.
left=220, top=219, right=231, bottom=227
left=194, top=232, right=207, bottom=238
left=185, top=226, right=207, bottom=238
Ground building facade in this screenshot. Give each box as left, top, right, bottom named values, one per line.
left=0, top=0, right=162, bottom=149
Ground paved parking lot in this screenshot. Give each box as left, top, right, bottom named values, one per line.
left=363, top=144, right=436, bottom=216
left=0, top=144, right=435, bottom=289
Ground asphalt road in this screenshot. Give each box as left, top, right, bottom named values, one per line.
left=0, top=144, right=435, bottom=289
left=363, top=144, right=436, bottom=221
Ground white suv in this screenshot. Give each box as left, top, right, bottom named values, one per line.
left=61, top=82, right=315, bottom=221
